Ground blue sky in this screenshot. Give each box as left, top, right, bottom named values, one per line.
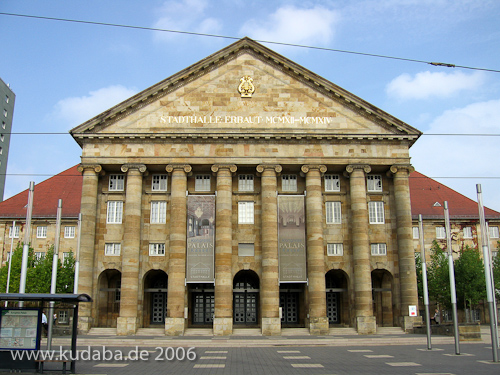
left=1, top=0, right=500, bottom=211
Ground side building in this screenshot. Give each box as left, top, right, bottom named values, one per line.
left=0, top=78, right=15, bottom=201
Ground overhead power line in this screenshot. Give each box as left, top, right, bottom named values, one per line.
left=1, top=12, right=499, bottom=73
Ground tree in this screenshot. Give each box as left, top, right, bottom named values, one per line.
left=415, top=252, right=423, bottom=299
left=426, top=240, right=451, bottom=309
left=493, top=242, right=500, bottom=300
left=454, top=245, right=486, bottom=319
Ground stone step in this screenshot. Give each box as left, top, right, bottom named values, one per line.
left=184, top=328, right=213, bottom=336
left=376, top=326, right=406, bottom=334
left=282, top=328, right=310, bottom=336
left=232, top=328, right=262, bottom=336
left=136, top=328, right=165, bottom=336
left=87, top=328, right=117, bottom=336
left=328, top=327, right=358, bottom=335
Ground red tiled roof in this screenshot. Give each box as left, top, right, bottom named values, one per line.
left=0, top=165, right=82, bottom=219
left=409, top=171, right=500, bottom=219
left=0, top=167, right=497, bottom=221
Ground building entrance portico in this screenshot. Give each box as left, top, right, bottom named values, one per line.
left=233, top=270, right=259, bottom=326
left=326, top=270, right=349, bottom=325
left=143, top=270, right=168, bottom=326
left=97, top=269, right=121, bottom=328
left=280, top=283, right=305, bottom=327
left=190, top=284, right=215, bottom=326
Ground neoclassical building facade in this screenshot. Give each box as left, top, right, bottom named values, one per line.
left=69, top=38, right=422, bottom=335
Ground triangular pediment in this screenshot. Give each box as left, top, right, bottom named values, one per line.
left=70, top=37, right=421, bottom=146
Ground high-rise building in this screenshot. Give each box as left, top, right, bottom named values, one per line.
left=0, top=78, right=15, bottom=201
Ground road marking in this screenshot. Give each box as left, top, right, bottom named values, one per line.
left=283, top=356, right=311, bottom=359
left=291, top=364, right=324, bottom=368
left=477, top=360, right=500, bottom=365
left=194, top=364, right=225, bottom=368
left=443, top=353, right=475, bottom=357
left=386, top=362, right=421, bottom=366
left=364, top=355, right=394, bottom=358
left=205, top=351, right=228, bottom=353
left=348, top=349, right=373, bottom=352
left=417, top=348, right=445, bottom=351
left=278, top=350, right=301, bottom=353
left=199, top=356, right=227, bottom=360
left=93, top=364, right=129, bottom=368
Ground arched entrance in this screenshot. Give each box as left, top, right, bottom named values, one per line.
left=97, top=269, right=121, bottom=328
left=233, top=270, right=259, bottom=326
left=280, top=283, right=305, bottom=327
left=189, top=283, right=214, bottom=326
left=325, top=269, right=349, bottom=325
left=143, top=270, right=168, bottom=326
left=371, top=269, right=394, bottom=326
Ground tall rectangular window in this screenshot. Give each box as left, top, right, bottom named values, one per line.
left=412, top=226, right=419, bottom=239
left=63, top=252, right=71, bottom=262
left=325, top=201, right=342, bottom=224
left=281, top=174, right=297, bottom=192
left=150, top=201, right=167, bottom=224
left=238, top=174, right=254, bottom=192
left=149, top=243, right=165, bottom=256
left=107, top=201, right=123, bottom=224
left=463, top=226, right=473, bottom=239
left=324, top=174, right=340, bottom=192
left=238, top=201, right=254, bottom=224
left=371, top=243, right=387, bottom=255
left=489, top=226, right=499, bottom=238
left=109, top=175, right=125, bottom=191
left=368, top=201, right=385, bottom=224
left=436, top=227, right=446, bottom=239
left=367, top=175, right=382, bottom=192
left=36, top=226, right=47, bottom=238
left=327, top=243, right=343, bottom=256
left=152, top=174, right=168, bottom=191
left=64, top=226, right=75, bottom=238
left=9, top=226, right=20, bottom=238
left=195, top=174, right=211, bottom=191
left=105, top=243, right=121, bottom=256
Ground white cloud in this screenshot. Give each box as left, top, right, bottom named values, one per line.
left=50, top=85, right=137, bottom=128
left=240, top=5, right=339, bottom=47
left=153, top=0, right=222, bottom=42
left=386, top=70, right=485, bottom=100
left=411, top=98, right=500, bottom=211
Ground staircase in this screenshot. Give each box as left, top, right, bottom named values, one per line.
left=184, top=328, right=213, bottom=336
left=87, top=328, right=117, bottom=336
left=232, top=328, right=262, bottom=336
left=376, top=326, right=406, bottom=335
left=328, top=327, right=358, bottom=335
left=136, top=328, right=165, bottom=336
left=282, top=328, right=311, bottom=336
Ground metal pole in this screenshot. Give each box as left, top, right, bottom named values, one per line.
left=419, top=214, right=432, bottom=349
left=444, top=201, right=460, bottom=355
left=73, top=213, right=82, bottom=294
left=476, top=185, right=499, bottom=362
left=19, top=182, right=35, bottom=307
left=5, top=220, right=16, bottom=307
left=47, top=199, right=62, bottom=351
left=486, top=222, right=500, bottom=349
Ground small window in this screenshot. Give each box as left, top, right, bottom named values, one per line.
left=238, top=201, right=254, bottom=224
left=436, top=227, right=446, bottom=239
left=58, top=310, right=69, bottom=324
left=109, top=175, right=125, bottom=191
left=463, top=226, right=473, bottom=239
left=150, top=201, right=167, bottom=224
left=281, top=174, right=297, bottom=192
left=107, top=201, right=123, bottom=224
left=413, top=227, right=419, bottom=239
left=367, top=175, right=382, bottom=192
left=1, top=121, right=5, bottom=129
left=489, top=226, right=499, bottom=239
left=62, top=252, right=71, bottom=262
left=371, top=243, right=387, bottom=256
left=327, top=243, right=343, bottom=256
left=324, top=174, right=340, bottom=192
left=152, top=174, right=168, bottom=191
left=325, top=201, right=342, bottom=224
left=238, top=174, right=254, bottom=192
left=3, top=109, right=7, bottom=118
left=105, top=243, right=121, bottom=256
left=36, top=226, right=47, bottom=238
left=195, top=174, right=211, bottom=191
left=238, top=243, right=255, bottom=257
left=64, top=226, right=75, bottom=238
left=35, top=252, right=45, bottom=261
left=149, top=243, right=165, bottom=256
left=5, top=95, right=9, bottom=104
left=368, top=201, right=385, bottom=224
left=9, top=226, right=20, bottom=238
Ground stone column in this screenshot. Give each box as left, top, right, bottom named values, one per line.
left=212, top=164, right=237, bottom=336
left=165, top=164, right=191, bottom=336
left=256, top=164, right=282, bottom=336
left=390, top=165, right=420, bottom=331
left=346, top=164, right=376, bottom=334
left=117, top=164, right=146, bottom=336
left=301, top=165, right=329, bottom=335
left=76, top=164, right=101, bottom=333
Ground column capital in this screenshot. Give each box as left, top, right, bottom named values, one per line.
left=388, top=164, right=415, bottom=176
left=211, top=164, right=237, bottom=174
left=345, top=164, right=371, bottom=174
left=77, top=163, right=102, bottom=174
left=166, top=164, right=192, bottom=173
left=121, top=163, right=147, bottom=174
left=256, top=164, right=282, bottom=174
left=301, top=164, right=327, bottom=174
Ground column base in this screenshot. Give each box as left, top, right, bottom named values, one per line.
left=165, top=317, right=185, bottom=336
left=261, top=317, right=281, bottom=336
left=356, top=316, right=377, bottom=335
left=309, top=316, right=330, bottom=335
left=77, top=316, right=92, bottom=334
left=213, top=317, right=233, bottom=336
left=402, top=315, right=422, bottom=333
left=117, top=317, right=138, bottom=336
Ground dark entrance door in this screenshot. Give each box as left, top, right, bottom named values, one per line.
left=191, top=284, right=214, bottom=325
left=326, top=291, right=340, bottom=324
left=280, top=285, right=300, bottom=325
left=151, top=292, right=167, bottom=324
left=233, top=270, right=259, bottom=325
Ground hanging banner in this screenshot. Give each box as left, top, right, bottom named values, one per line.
left=278, top=195, right=307, bottom=282
left=186, top=195, right=215, bottom=283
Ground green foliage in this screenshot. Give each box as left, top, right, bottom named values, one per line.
left=493, top=242, right=500, bottom=300
left=454, top=245, right=486, bottom=310
left=415, top=252, right=423, bottom=299
left=0, top=244, right=75, bottom=294
left=426, top=240, right=451, bottom=309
